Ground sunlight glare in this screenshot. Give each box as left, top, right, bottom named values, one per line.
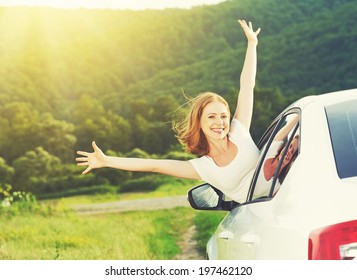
left=0, top=0, right=226, bottom=10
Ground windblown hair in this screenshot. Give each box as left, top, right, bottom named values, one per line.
left=173, top=92, right=230, bottom=156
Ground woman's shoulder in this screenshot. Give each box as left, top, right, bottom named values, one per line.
left=229, top=118, right=250, bottom=137
left=189, top=155, right=211, bottom=165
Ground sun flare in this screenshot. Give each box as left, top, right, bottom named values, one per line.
left=0, top=0, right=226, bottom=10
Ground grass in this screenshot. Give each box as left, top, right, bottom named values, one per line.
left=194, top=211, right=227, bottom=255
left=0, top=207, right=195, bottom=260
left=0, top=179, right=225, bottom=260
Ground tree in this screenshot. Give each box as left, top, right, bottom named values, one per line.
left=37, top=113, right=76, bottom=162
left=0, top=102, right=40, bottom=162
left=73, top=95, right=133, bottom=152
left=251, top=87, right=289, bottom=142
left=0, top=157, right=14, bottom=184
left=12, top=147, right=62, bottom=193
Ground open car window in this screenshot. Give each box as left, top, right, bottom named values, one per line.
left=248, top=112, right=300, bottom=201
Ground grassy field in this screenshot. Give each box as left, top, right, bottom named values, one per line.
left=0, top=207, right=196, bottom=260
left=0, top=181, right=226, bottom=260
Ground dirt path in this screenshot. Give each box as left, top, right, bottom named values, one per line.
left=71, top=195, right=189, bottom=215
left=71, top=195, right=204, bottom=259
left=175, top=225, right=205, bottom=260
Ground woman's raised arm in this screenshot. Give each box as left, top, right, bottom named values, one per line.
left=234, top=20, right=261, bottom=129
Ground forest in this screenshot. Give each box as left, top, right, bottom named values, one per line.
left=0, top=0, right=356, bottom=198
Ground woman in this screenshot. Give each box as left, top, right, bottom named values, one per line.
left=76, top=20, right=261, bottom=203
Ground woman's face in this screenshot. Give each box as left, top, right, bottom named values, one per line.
left=200, top=102, right=230, bottom=141
left=282, top=136, right=299, bottom=165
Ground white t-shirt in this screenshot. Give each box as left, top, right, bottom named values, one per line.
left=189, top=118, right=259, bottom=203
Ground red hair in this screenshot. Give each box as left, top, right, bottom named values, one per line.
left=173, top=92, right=230, bottom=156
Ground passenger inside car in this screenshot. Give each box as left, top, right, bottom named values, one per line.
left=253, top=114, right=299, bottom=198
left=263, top=135, right=299, bottom=183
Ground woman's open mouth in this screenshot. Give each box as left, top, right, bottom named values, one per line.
left=211, top=128, right=225, bottom=134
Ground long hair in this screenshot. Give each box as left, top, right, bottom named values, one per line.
left=173, top=92, right=230, bottom=156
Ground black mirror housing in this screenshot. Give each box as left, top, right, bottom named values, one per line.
left=187, top=183, right=239, bottom=211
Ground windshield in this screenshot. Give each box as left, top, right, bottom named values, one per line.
left=325, top=100, right=357, bottom=179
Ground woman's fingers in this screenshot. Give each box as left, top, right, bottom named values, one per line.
left=76, top=141, right=101, bottom=175
left=237, top=19, right=245, bottom=27
left=76, top=158, right=90, bottom=175
left=76, top=155, right=89, bottom=168
left=77, top=151, right=90, bottom=156
left=77, top=141, right=99, bottom=157
left=82, top=167, right=92, bottom=175
left=238, top=19, right=260, bottom=33
left=76, top=151, right=90, bottom=170
left=92, top=141, right=101, bottom=153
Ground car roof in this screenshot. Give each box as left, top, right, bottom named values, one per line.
left=289, top=88, right=357, bottom=110
left=258, top=88, right=357, bottom=146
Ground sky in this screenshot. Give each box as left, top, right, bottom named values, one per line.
left=0, top=0, right=227, bottom=10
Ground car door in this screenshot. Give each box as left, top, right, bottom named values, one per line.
left=219, top=111, right=301, bottom=259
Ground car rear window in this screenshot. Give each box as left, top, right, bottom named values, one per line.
left=325, top=100, right=357, bottom=179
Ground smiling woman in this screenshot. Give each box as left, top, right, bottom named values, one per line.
left=0, top=0, right=226, bottom=10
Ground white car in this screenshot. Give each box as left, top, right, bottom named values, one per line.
left=188, top=88, right=357, bottom=260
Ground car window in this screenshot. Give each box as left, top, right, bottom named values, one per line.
left=249, top=112, right=300, bottom=200
left=325, top=100, right=357, bottom=179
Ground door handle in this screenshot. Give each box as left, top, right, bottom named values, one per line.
left=240, top=233, right=260, bottom=244
left=218, top=231, right=234, bottom=240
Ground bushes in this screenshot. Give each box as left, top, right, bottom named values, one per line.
left=38, top=185, right=118, bottom=200
left=0, top=184, right=39, bottom=216
left=120, top=175, right=168, bottom=193
left=0, top=183, right=72, bottom=217
left=33, top=173, right=109, bottom=195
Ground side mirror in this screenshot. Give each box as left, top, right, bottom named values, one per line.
left=187, top=183, right=239, bottom=211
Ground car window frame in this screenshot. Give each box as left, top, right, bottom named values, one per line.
left=246, top=108, right=301, bottom=203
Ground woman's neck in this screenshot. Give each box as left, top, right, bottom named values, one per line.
left=207, top=137, right=238, bottom=167
left=208, top=137, right=230, bottom=158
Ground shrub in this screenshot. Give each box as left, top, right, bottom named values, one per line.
left=0, top=183, right=39, bottom=216
left=38, top=185, right=118, bottom=200
left=120, top=175, right=167, bottom=193
left=33, top=173, right=109, bottom=195
left=163, top=150, right=196, bottom=161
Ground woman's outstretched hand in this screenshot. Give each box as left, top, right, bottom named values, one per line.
left=238, top=19, right=261, bottom=45
left=76, top=141, right=107, bottom=174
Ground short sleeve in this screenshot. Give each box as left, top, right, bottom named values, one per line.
left=229, top=118, right=250, bottom=140
left=189, top=157, right=210, bottom=182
